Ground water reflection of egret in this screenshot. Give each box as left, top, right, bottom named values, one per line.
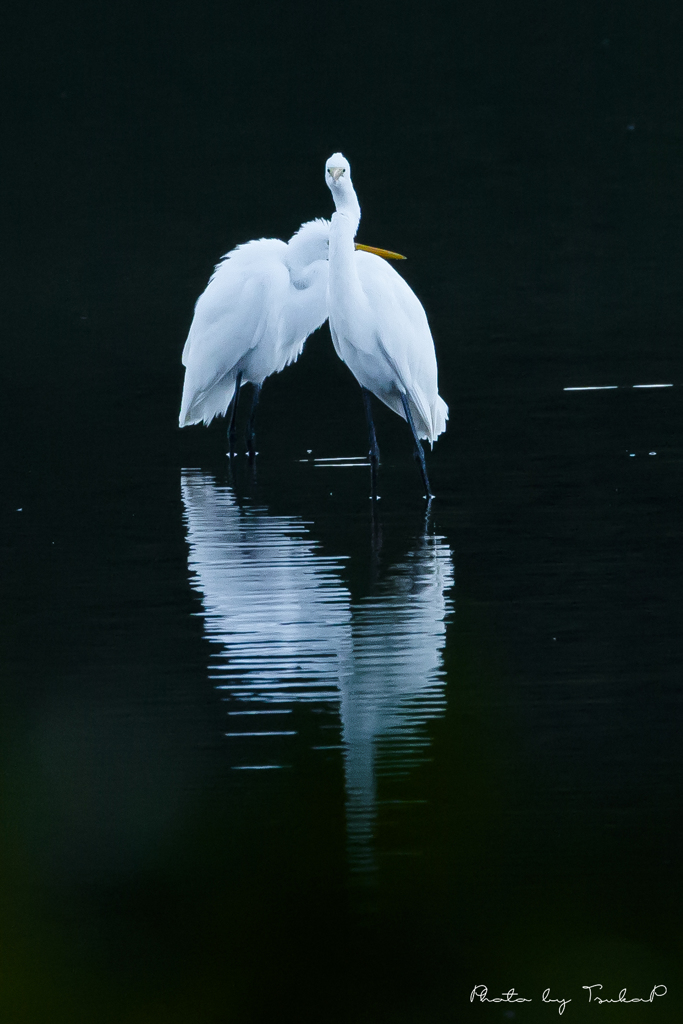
left=181, top=470, right=453, bottom=874
left=339, top=538, right=453, bottom=872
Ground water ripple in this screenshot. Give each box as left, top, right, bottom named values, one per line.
left=181, top=469, right=454, bottom=875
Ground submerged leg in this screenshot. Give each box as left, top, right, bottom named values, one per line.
left=400, top=392, right=433, bottom=500
left=247, top=383, right=261, bottom=460
left=370, top=499, right=383, bottom=580
left=228, top=371, right=243, bottom=453
left=362, top=387, right=380, bottom=500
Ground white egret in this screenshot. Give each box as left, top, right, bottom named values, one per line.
left=325, top=152, right=448, bottom=499
left=179, top=219, right=330, bottom=455
left=179, top=219, right=404, bottom=455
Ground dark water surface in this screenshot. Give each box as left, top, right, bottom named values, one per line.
left=4, top=0, right=683, bottom=1019
left=3, top=377, right=682, bottom=1022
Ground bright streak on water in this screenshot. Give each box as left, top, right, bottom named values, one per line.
left=227, top=709, right=292, bottom=715
left=225, top=731, right=298, bottom=737
left=564, top=384, right=674, bottom=391
left=314, top=456, right=367, bottom=462
left=181, top=469, right=454, bottom=876
left=216, top=681, right=340, bottom=691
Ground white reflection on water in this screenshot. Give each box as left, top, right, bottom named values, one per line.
left=340, top=541, right=453, bottom=871
left=563, top=383, right=674, bottom=390
left=181, top=470, right=453, bottom=874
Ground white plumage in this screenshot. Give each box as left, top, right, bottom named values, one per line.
left=179, top=218, right=330, bottom=429
left=340, top=249, right=448, bottom=443
left=324, top=152, right=448, bottom=497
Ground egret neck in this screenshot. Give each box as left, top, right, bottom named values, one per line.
left=327, top=159, right=362, bottom=309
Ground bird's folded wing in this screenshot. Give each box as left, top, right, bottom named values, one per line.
left=354, top=251, right=436, bottom=372
left=353, top=250, right=447, bottom=441
left=183, top=248, right=290, bottom=378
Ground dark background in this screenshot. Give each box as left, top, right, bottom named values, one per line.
left=2, top=0, right=682, bottom=1021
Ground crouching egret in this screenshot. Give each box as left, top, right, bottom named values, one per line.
left=325, top=152, right=448, bottom=499
left=179, top=218, right=405, bottom=456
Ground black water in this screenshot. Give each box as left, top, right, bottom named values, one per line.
left=4, top=0, right=683, bottom=1020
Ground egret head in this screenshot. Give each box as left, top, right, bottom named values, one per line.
left=325, top=152, right=360, bottom=230
left=325, top=152, right=352, bottom=192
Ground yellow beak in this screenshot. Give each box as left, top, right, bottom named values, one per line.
left=354, top=242, right=406, bottom=260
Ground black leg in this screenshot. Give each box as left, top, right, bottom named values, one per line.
left=400, top=392, right=433, bottom=500
left=362, top=386, right=380, bottom=500
left=228, top=371, right=243, bottom=453
left=247, top=383, right=261, bottom=460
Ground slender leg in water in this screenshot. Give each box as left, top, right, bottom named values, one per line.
left=400, top=392, right=433, bottom=500
left=370, top=499, right=383, bottom=581
left=362, top=386, right=380, bottom=500
left=228, top=371, right=243, bottom=453
left=247, top=383, right=261, bottom=460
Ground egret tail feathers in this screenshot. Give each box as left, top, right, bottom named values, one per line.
left=179, top=374, right=239, bottom=427
left=401, top=391, right=448, bottom=446
left=430, top=395, right=449, bottom=446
